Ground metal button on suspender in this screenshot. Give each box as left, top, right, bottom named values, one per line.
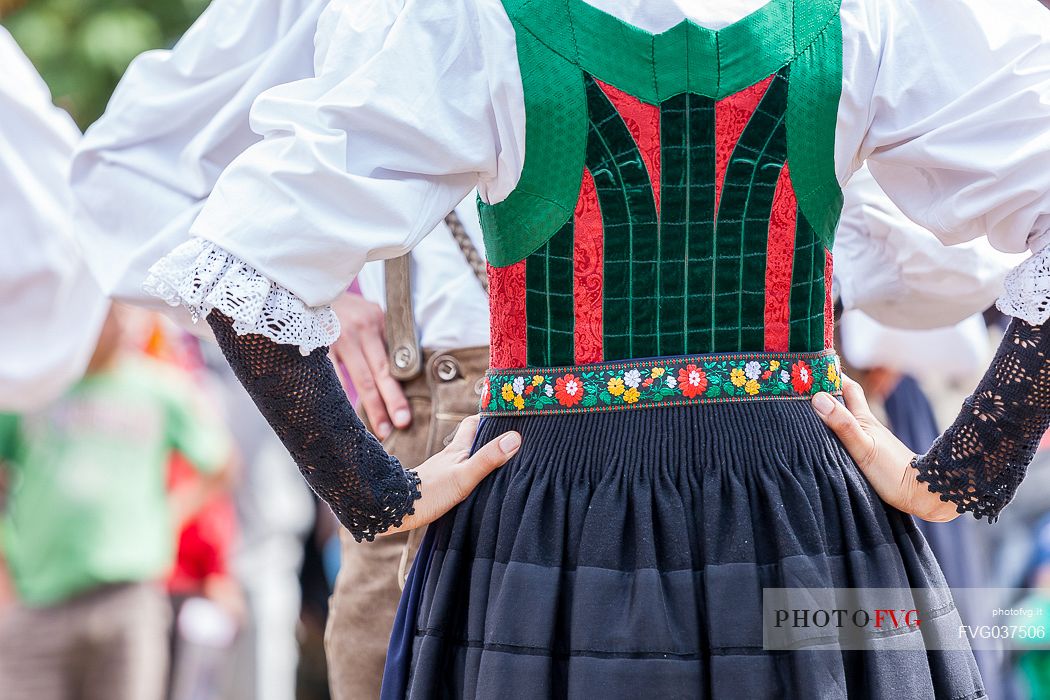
left=435, top=357, right=460, bottom=382
left=393, top=345, right=417, bottom=373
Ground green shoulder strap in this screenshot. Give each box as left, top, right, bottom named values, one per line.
left=481, top=0, right=843, bottom=267
left=478, top=23, right=588, bottom=268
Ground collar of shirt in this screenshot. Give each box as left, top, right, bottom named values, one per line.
left=583, top=0, right=773, bottom=32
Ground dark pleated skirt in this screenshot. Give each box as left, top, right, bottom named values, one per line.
left=382, top=401, right=986, bottom=699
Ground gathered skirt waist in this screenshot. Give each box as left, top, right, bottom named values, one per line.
left=480, top=349, right=841, bottom=416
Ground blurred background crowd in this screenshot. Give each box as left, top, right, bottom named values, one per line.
left=5, top=1, right=1050, bottom=699
left=0, top=6, right=337, bottom=699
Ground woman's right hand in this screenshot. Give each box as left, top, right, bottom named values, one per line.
left=383, top=415, right=521, bottom=535
left=812, top=375, right=961, bottom=523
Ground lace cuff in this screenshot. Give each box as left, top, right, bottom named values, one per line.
left=144, top=239, right=340, bottom=355
left=998, top=245, right=1050, bottom=325
left=913, top=319, right=1050, bottom=522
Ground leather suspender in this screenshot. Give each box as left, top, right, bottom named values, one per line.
left=384, top=211, right=488, bottom=381
left=384, top=254, right=421, bottom=381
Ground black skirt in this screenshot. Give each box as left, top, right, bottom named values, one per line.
left=382, top=400, right=986, bottom=699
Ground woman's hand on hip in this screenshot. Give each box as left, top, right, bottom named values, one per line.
left=811, top=375, right=960, bottom=523
left=383, top=415, right=521, bottom=535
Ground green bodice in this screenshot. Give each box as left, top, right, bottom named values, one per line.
left=483, top=0, right=845, bottom=369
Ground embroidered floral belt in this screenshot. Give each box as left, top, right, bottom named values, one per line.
left=480, top=350, right=842, bottom=416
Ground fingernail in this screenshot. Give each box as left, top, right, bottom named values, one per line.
left=377, top=422, right=392, bottom=440
left=393, top=410, right=411, bottom=427
left=812, top=393, right=836, bottom=417
left=499, top=433, right=521, bottom=454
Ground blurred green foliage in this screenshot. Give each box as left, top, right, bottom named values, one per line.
left=2, top=0, right=209, bottom=129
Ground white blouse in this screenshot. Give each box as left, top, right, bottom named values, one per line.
left=71, top=0, right=326, bottom=309
left=0, top=29, right=109, bottom=410
left=71, top=0, right=492, bottom=349
left=138, top=0, right=1050, bottom=351
left=835, top=166, right=1025, bottom=330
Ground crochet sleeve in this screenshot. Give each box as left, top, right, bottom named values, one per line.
left=914, top=318, right=1050, bottom=522
left=206, top=311, right=420, bottom=541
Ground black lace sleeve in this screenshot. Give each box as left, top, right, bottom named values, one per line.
left=914, top=319, right=1050, bottom=522
left=207, top=311, right=420, bottom=541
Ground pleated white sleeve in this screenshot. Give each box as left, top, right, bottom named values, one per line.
left=71, top=0, right=327, bottom=311
left=144, top=0, right=524, bottom=353
left=838, top=0, right=1050, bottom=324
left=0, top=29, right=109, bottom=410
left=834, top=166, right=1023, bottom=330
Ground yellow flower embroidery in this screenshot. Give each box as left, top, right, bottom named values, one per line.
left=624, top=387, right=640, bottom=404
left=827, top=363, right=840, bottom=386
left=532, top=375, right=545, bottom=387
left=730, top=368, right=747, bottom=387
left=608, top=378, right=626, bottom=396
left=651, top=367, right=666, bottom=378
left=513, top=395, right=525, bottom=410
left=769, top=360, right=781, bottom=371
left=501, top=383, right=516, bottom=401
left=744, top=379, right=761, bottom=396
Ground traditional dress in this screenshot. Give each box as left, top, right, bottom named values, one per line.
left=142, top=0, right=1050, bottom=697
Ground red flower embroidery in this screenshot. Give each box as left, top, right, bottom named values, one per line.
left=642, top=377, right=654, bottom=388
left=524, top=384, right=534, bottom=395
left=554, top=373, right=584, bottom=407
left=677, top=364, right=708, bottom=399
left=791, top=361, right=814, bottom=394
left=761, top=370, right=772, bottom=380
left=481, top=378, right=491, bottom=408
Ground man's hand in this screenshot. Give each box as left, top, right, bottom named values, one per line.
left=330, top=293, right=411, bottom=440
left=384, top=415, right=521, bottom=536
left=811, top=375, right=960, bottom=523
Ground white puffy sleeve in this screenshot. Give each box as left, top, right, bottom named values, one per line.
left=0, top=29, right=109, bottom=410
left=70, top=0, right=327, bottom=309
left=837, top=0, right=1050, bottom=324
left=144, top=0, right=525, bottom=353
left=834, top=166, right=1022, bottom=329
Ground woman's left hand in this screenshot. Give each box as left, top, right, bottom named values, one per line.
left=811, top=375, right=960, bottom=523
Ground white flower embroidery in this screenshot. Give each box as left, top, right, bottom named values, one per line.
left=666, top=376, right=678, bottom=388
left=799, top=366, right=810, bottom=384
left=686, top=370, right=704, bottom=388
left=780, top=370, right=790, bottom=383
left=564, top=379, right=581, bottom=396
left=512, top=376, right=526, bottom=395
left=624, top=369, right=642, bottom=388
left=745, top=361, right=762, bottom=381
left=545, top=384, right=554, bottom=397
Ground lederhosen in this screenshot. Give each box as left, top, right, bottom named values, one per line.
left=383, top=1, right=985, bottom=697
